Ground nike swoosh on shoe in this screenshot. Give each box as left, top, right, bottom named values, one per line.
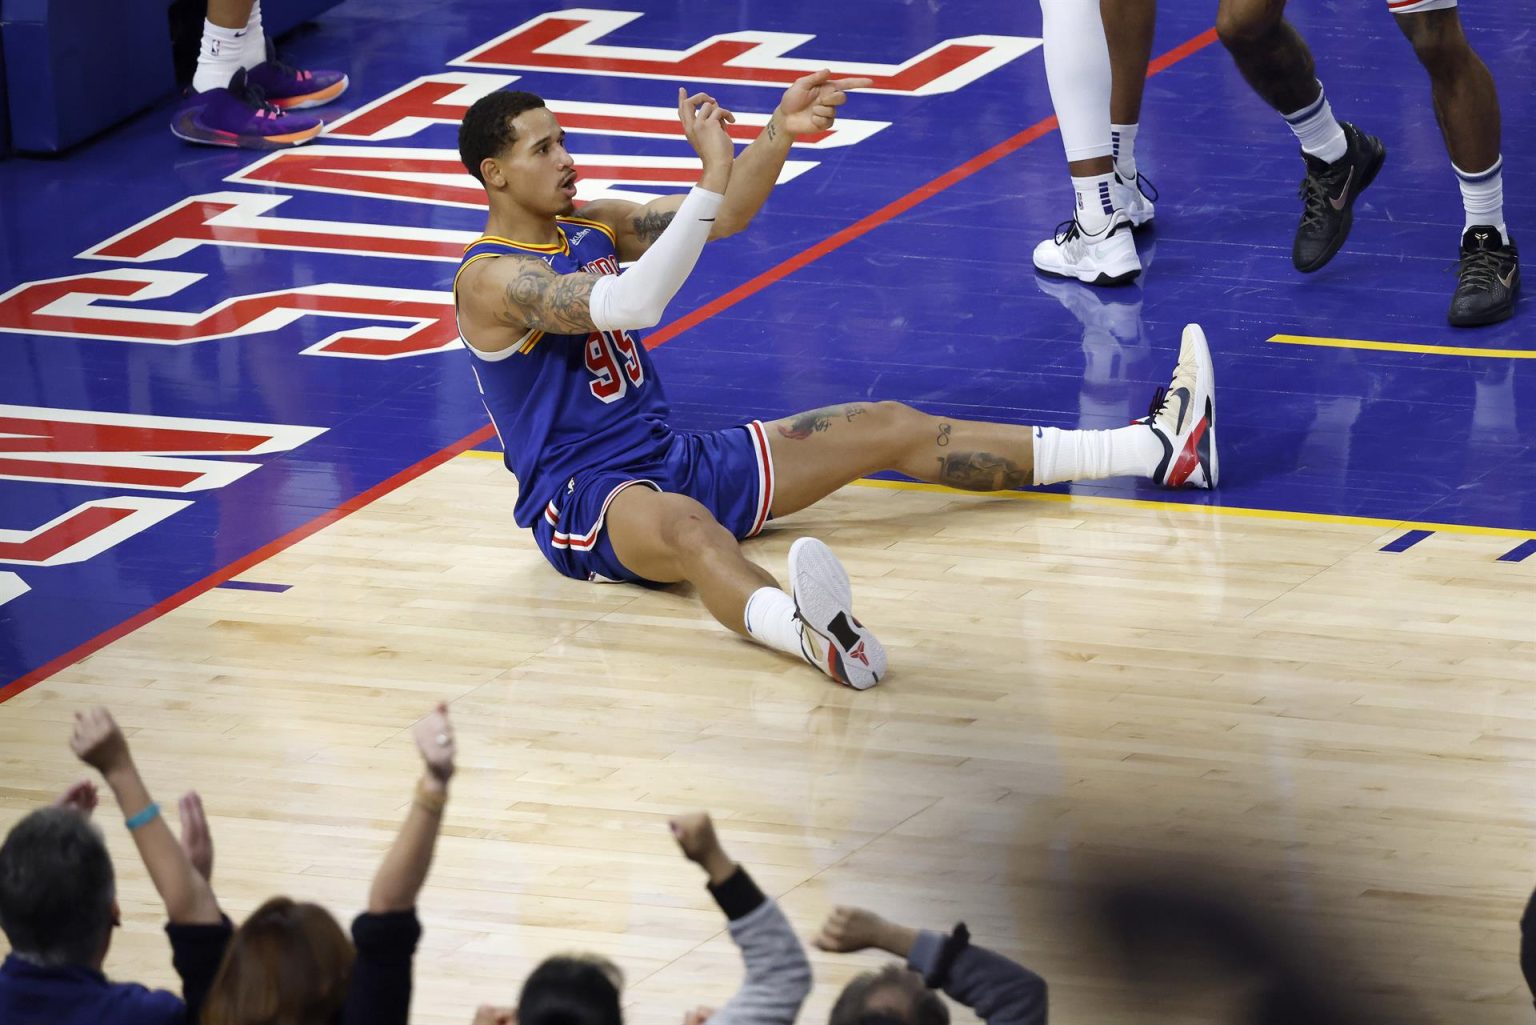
left=1169, top=387, right=1190, bottom=433
left=1329, top=167, right=1355, bottom=210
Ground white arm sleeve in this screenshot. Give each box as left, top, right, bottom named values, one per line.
left=588, top=186, right=723, bottom=332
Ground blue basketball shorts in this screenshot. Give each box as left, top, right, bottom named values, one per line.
left=531, top=421, right=776, bottom=584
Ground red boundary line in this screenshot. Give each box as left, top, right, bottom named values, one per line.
left=1, top=27, right=1219, bottom=702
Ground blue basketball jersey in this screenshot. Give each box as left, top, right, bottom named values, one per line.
left=453, top=217, right=673, bottom=528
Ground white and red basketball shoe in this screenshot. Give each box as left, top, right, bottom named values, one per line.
left=1140, top=323, right=1218, bottom=489
left=788, top=537, right=885, bottom=690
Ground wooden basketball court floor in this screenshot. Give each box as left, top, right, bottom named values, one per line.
left=4, top=0, right=1536, bottom=1020
left=4, top=453, right=1533, bottom=1023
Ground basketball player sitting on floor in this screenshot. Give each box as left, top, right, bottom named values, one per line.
left=452, top=75, right=1218, bottom=690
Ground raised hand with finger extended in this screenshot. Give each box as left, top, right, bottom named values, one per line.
left=775, top=69, right=874, bottom=136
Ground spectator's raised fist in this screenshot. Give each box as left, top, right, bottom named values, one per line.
left=412, top=703, right=456, bottom=784
left=813, top=905, right=891, bottom=954
left=668, top=811, right=723, bottom=864
left=69, top=707, right=132, bottom=776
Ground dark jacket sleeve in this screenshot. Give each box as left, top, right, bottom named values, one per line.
left=907, top=929, right=1048, bottom=1025
left=341, top=909, right=423, bottom=1025
left=1521, top=887, right=1536, bottom=1007
left=166, top=915, right=235, bottom=1024
left=704, top=867, right=813, bottom=1025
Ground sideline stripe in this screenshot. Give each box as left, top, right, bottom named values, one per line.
left=216, top=580, right=292, bottom=593
left=2, top=28, right=1222, bottom=701
left=466, top=452, right=1533, bottom=539
left=1270, top=334, right=1536, bottom=360
left=846, top=476, right=1536, bottom=540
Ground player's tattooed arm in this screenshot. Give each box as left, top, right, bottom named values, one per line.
left=473, top=256, right=599, bottom=337
left=631, top=208, right=677, bottom=245
left=585, top=194, right=719, bottom=262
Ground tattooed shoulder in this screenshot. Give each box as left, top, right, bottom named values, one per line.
left=497, top=256, right=596, bottom=333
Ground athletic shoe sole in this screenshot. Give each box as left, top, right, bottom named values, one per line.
left=171, top=116, right=323, bottom=149
left=1035, top=265, right=1142, bottom=288
left=270, top=76, right=350, bottom=110
left=788, top=537, right=885, bottom=690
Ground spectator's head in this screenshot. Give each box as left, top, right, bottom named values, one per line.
left=0, top=807, right=117, bottom=968
left=829, top=965, right=950, bottom=1025
left=202, top=897, right=355, bottom=1025
left=518, top=954, right=626, bottom=1025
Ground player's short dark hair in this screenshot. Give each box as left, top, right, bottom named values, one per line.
left=0, top=807, right=116, bottom=967
left=519, top=954, right=625, bottom=1025
left=829, top=965, right=950, bottom=1025
left=459, top=90, right=548, bottom=183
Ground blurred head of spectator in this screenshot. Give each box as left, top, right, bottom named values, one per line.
left=829, top=964, right=949, bottom=1025
left=518, top=954, right=625, bottom=1025
left=201, top=897, right=354, bottom=1025
left=0, top=804, right=117, bottom=969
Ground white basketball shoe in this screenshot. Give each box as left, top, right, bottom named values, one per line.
left=1139, top=323, right=1219, bottom=489
left=1032, top=211, right=1141, bottom=287
left=788, top=537, right=885, bottom=690
left=1113, top=171, right=1156, bottom=229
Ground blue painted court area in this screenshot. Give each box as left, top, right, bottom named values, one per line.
left=0, top=0, right=1532, bottom=689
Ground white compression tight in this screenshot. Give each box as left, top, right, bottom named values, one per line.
left=1040, top=0, right=1114, bottom=163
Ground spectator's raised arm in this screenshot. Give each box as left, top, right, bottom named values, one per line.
left=670, top=812, right=812, bottom=1025
left=816, top=908, right=1048, bottom=1025
left=367, top=702, right=456, bottom=914
left=69, top=708, right=221, bottom=925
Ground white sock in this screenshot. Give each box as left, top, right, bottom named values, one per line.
left=241, top=0, right=267, bottom=70
left=743, top=587, right=805, bottom=659
left=1454, top=157, right=1507, bottom=242
left=1111, top=122, right=1139, bottom=181
left=1071, top=172, right=1118, bottom=234
left=1031, top=424, right=1162, bottom=485
left=1282, top=84, right=1347, bottom=164
left=192, top=17, right=252, bottom=93
left=1040, top=0, right=1113, bottom=164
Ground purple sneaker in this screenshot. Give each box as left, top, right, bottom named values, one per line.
left=171, top=68, right=323, bottom=149
left=245, top=41, right=348, bottom=110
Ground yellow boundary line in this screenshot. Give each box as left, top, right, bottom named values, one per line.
left=1270, top=334, right=1536, bottom=359
left=457, top=448, right=1532, bottom=540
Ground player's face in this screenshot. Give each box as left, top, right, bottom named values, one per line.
left=504, top=108, right=578, bottom=216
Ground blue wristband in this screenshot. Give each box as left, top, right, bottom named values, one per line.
left=124, top=802, right=160, bottom=831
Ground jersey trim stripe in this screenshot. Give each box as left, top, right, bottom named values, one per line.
left=548, top=479, right=658, bottom=550
left=746, top=420, right=775, bottom=537
left=559, top=216, right=619, bottom=246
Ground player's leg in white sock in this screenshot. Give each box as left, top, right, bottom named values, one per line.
left=192, top=0, right=257, bottom=94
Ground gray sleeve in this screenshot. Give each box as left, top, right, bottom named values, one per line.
left=907, top=929, right=1048, bottom=1025
left=705, top=899, right=814, bottom=1025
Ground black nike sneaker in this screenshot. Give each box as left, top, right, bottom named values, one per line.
left=1292, top=121, right=1386, bottom=273
left=1449, top=225, right=1520, bottom=327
